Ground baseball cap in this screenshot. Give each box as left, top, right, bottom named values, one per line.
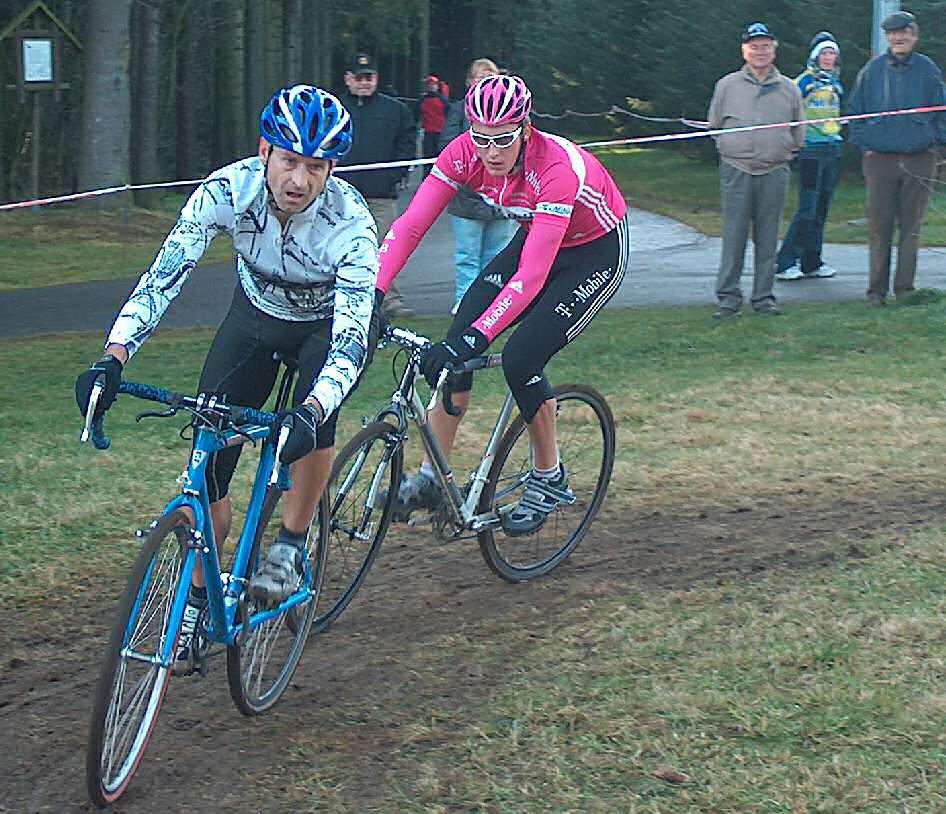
left=881, top=10, right=916, bottom=31
left=742, top=22, right=775, bottom=42
left=348, top=53, right=377, bottom=75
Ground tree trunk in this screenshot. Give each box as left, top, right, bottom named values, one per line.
left=317, top=3, right=331, bottom=87
left=246, top=1, right=268, bottom=141
left=221, top=0, right=249, bottom=158
left=265, top=0, right=284, bottom=96
left=417, top=0, right=430, bottom=90
left=132, top=0, right=163, bottom=208
left=78, top=0, right=133, bottom=206
left=286, top=0, right=303, bottom=84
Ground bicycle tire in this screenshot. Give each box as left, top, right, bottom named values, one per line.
left=86, top=510, right=193, bottom=807
left=226, top=488, right=330, bottom=716
left=315, top=420, right=403, bottom=632
left=477, top=384, right=615, bottom=582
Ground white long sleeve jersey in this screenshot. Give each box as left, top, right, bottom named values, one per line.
left=106, top=157, right=379, bottom=417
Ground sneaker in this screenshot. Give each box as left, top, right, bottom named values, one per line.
left=867, top=294, right=886, bottom=308
left=713, top=307, right=740, bottom=320
left=810, top=264, right=837, bottom=278
left=383, top=301, right=415, bottom=319
left=391, top=470, right=443, bottom=522
left=775, top=263, right=803, bottom=281
left=248, top=540, right=304, bottom=607
left=755, top=302, right=782, bottom=316
left=173, top=591, right=208, bottom=676
left=501, top=464, right=576, bottom=537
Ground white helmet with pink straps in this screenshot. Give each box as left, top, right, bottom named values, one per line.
left=465, top=75, right=533, bottom=126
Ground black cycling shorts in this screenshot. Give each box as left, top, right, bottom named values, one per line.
left=450, top=212, right=630, bottom=422
left=198, top=284, right=350, bottom=502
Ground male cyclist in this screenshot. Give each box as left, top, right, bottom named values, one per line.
left=75, top=86, right=379, bottom=668
left=377, top=74, right=630, bottom=536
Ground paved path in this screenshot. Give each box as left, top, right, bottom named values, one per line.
left=2, top=206, right=946, bottom=339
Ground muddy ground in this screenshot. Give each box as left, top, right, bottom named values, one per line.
left=3, top=478, right=942, bottom=814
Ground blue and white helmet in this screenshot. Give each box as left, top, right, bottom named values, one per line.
left=260, top=85, right=352, bottom=159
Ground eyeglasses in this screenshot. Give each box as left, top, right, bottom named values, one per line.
left=469, top=126, right=522, bottom=149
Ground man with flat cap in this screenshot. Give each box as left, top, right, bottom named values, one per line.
left=339, top=53, right=417, bottom=318
left=708, top=22, right=804, bottom=319
left=848, top=10, right=946, bottom=306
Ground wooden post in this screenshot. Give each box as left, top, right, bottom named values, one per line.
left=31, top=91, right=40, bottom=204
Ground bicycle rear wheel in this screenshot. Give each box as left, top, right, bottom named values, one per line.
left=227, top=488, right=329, bottom=715
left=477, top=384, right=615, bottom=582
left=86, top=510, right=193, bottom=807
left=316, top=420, right=403, bottom=631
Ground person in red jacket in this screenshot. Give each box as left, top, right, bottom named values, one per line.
left=418, top=75, right=450, bottom=176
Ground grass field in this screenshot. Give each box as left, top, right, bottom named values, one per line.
left=4, top=147, right=944, bottom=291
left=4, top=300, right=946, bottom=810
left=598, top=146, right=946, bottom=245
left=0, top=190, right=232, bottom=291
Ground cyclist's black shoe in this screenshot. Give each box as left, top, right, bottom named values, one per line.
left=173, top=590, right=208, bottom=676
left=248, top=540, right=304, bottom=607
left=390, top=470, right=443, bottom=522
left=501, top=464, right=575, bottom=537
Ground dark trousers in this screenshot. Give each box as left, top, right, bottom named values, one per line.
left=776, top=145, right=842, bottom=275
left=863, top=149, right=936, bottom=299
left=716, top=162, right=790, bottom=311
left=422, top=131, right=442, bottom=177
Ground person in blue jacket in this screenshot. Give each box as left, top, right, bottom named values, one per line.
left=775, top=32, right=844, bottom=281
left=847, top=10, right=946, bottom=306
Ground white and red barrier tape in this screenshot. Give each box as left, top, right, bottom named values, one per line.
left=1, top=105, right=943, bottom=212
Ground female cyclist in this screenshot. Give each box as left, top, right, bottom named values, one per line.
left=377, top=74, right=630, bottom=536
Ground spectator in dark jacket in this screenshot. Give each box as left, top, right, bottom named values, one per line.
left=419, top=75, right=450, bottom=177
left=438, top=58, right=518, bottom=312
left=338, top=53, right=417, bottom=318
left=848, top=10, right=946, bottom=306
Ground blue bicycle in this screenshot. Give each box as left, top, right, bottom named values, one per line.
left=80, top=358, right=329, bottom=807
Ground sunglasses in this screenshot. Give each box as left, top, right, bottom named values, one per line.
left=469, top=126, right=522, bottom=150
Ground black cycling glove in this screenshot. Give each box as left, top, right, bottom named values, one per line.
left=75, top=355, right=123, bottom=419
left=366, top=288, right=387, bottom=368
left=421, top=328, right=489, bottom=387
left=276, top=403, right=321, bottom=465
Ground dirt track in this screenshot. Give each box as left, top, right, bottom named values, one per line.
left=3, top=477, right=942, bottom=814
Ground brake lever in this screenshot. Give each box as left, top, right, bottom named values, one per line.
left=135, top=407, right=179, bottom=422
left=427, top=368, right=451, bottom=413
left=80, top=381, right=104, bottom=443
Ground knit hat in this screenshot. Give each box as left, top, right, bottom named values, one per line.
left=809, top=38, right=840, bottom=66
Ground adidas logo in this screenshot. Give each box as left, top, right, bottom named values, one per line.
left=525, top=375, right=543, bottom=386
left=484, top=273, right=502, bottom=287
left=509, top=280, right=523, bottom=294
left=462, top=334, right=478, bottom=348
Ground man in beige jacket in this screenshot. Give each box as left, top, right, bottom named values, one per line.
left=709, top=22, right=804, bottom=318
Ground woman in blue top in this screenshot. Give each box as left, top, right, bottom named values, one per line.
left=775, top=32, right=844, bottom=280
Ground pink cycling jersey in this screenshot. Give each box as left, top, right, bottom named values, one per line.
left=377, top=128, right=628, bottom=340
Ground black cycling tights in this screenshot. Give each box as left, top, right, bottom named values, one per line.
left=197, top=285, right=340, bottom=502
left=450, top=213, right=630, bottom=422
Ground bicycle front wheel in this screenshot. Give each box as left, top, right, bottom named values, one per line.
left=227, top=488, right=329, bottom=716
left=86, top=510, right=193, bottom=808
left=316, top=420, right=403, bottom=632
left=477, top=384, right=615, bottom=582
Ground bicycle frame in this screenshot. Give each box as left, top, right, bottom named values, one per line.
left=373, top=327, right=521, bottom=532
left=85, top=374, right=315, bottom=667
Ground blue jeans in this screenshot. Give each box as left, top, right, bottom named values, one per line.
left=776, top=145, right=842, bottom=275
left=449, top=216, right=519, bottom=311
